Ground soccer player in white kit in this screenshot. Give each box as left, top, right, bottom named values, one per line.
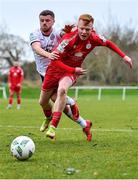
left=30, top=10, right=91, bottom=139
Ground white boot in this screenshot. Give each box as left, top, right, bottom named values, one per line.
left=17, top=104, right=21, bottom=110
left=7, top=104, right=12, bottom=109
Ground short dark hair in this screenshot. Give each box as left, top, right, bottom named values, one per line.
left=39, top=10, right=55, bottom=18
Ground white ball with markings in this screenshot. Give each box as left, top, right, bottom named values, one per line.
left=10, top=136, right=35, bottom=160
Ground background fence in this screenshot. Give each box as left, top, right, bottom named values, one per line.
left=1, top=86, right=138, bottom=100
left=71, top=86, right=138, bottom=100
left=0, top=87, right=7, bottom=99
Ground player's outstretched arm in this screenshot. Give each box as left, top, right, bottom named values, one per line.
left=106, top=40, right=133, bottom=68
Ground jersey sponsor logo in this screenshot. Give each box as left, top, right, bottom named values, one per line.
left=74, top=52, right=83, bottom=57
left=98, top=35, right=106, bottom=42
left=57, top=40, right=69, bottom=53
left=86, top=44, right=91, bottom=49
left=30, top=33, right=37, bottom=41
left=45, top=44, right=54, bottom=52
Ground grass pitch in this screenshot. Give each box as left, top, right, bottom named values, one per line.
left=0, top=95, right=138, bottom=179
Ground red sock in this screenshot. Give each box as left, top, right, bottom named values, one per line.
left=71, top=104, right=79, bottom=120
left=17, top=97, right=21, bottom=104
left=9, top=97, right=13, bottom=104
left=51, top=112, right=62, bottom=128
left=43, top=109, right=52, bottom=118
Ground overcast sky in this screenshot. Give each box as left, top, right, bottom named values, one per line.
left=0, top=0, right=138, bottom=41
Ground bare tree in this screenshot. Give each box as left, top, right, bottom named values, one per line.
left=0, top=25, right=32, bottom=84
left=0, top=33, right=28, bottom=65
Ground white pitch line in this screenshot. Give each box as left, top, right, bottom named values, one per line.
left=0, top=124, right=136, bottom=132
left=60, top=128, right=136, bottom=132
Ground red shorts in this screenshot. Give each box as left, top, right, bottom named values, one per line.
left=42, top=72, right=77, bottom=91
left=10, top=86, right=21, bottom=93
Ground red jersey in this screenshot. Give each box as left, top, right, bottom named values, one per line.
left=47, top=29, right=126, bottom=75
left=8, top=66, right=24, bottom=87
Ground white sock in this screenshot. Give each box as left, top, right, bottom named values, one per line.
left=7, top=104, right=12, bottom=109
left=65, top=106, right=73, bottom=119
left=66, top=96, right=75, bottom=106
left=17, top=104, right=21, bottom=109
left=76, top=116, right=87, bottom=128
left=65, top=106, right=87, bottom=128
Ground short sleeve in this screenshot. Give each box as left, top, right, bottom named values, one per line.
left=29, top=31, right=40, bottom=45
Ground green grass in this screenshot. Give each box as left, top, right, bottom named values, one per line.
left=0, top=96, right=138, bottom=179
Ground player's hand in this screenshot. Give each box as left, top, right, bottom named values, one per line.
left=75, top=67, right=87, bottom=75
left=48, top=51, right=59, bottom=60
left=123, top=56, right=133, bottom=68
left=62, top=24, right=75, bottom=34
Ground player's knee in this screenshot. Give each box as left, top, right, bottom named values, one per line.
left=39, top=98, right=44, bottom=107
left=58, top=88, right=67, bottom=97
left=39, top=98, right=49, bottom=108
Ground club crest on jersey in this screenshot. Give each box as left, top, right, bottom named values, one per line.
left=57, top=40, right=69, bottom=53
left=74, top=52, right=83, bottom=57
left=86, top=44, right=91, bottom=49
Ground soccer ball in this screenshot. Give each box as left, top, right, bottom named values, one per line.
left=10, top=136, right=35, bottom=160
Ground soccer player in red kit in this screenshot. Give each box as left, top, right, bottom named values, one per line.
left=40, top=14, right=132, bottom=140
left=7, top=61, right=24, bottom=109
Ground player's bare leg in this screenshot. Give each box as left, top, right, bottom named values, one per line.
left=46, top=76, right=72, bottom=139
left=16, top=91, right=21, bottom=110
left=46, top=76, right=92, bottom=141
left=39, top=89, right=54, bottom=132
left=7, top=89, right=14, bottom=109
left=51, top=92, right=79, bottom=120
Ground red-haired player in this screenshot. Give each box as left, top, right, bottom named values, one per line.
left=39, top=13, right=132, bottom=141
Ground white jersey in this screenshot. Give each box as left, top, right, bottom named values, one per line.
left=30, top=28, right=61, bottom=76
